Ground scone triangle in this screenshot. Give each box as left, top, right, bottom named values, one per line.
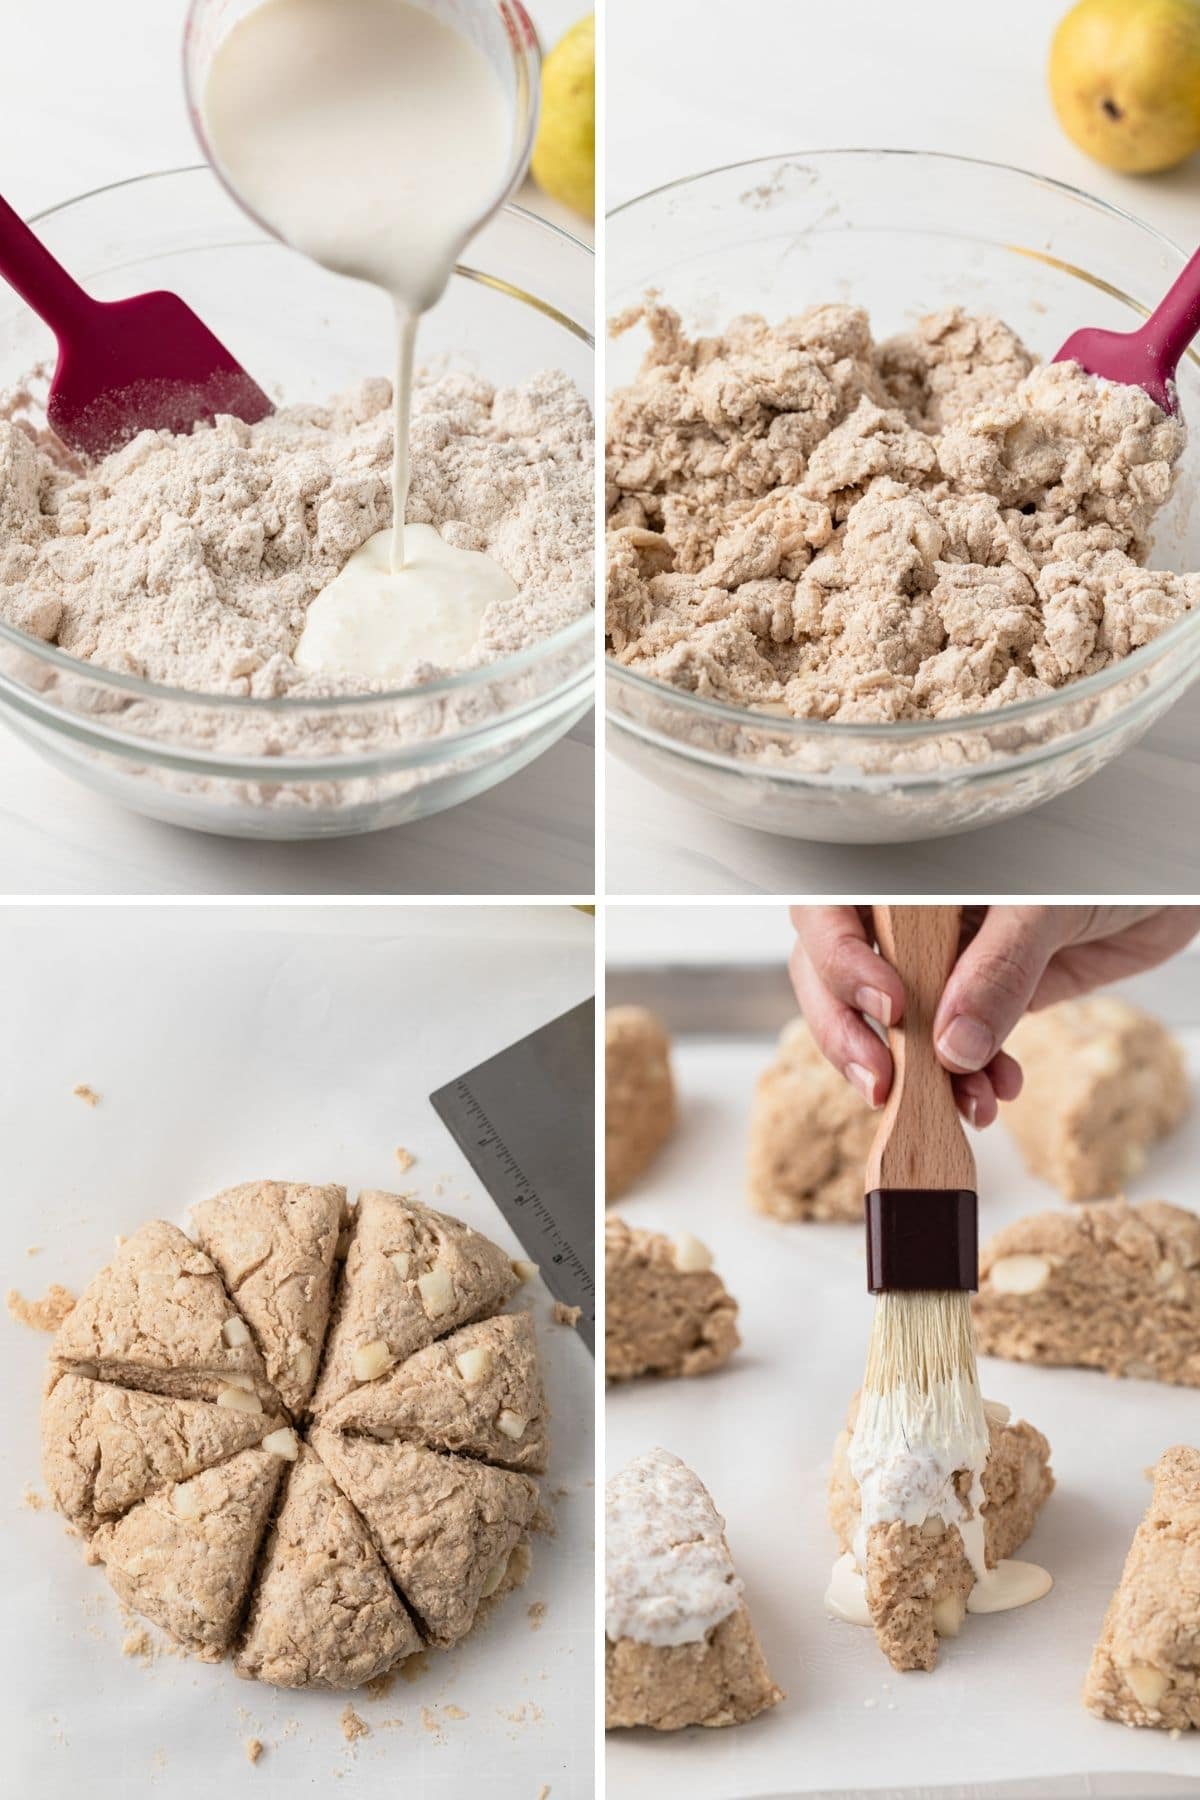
left=310, top=1426, right=539, bottom=1648
left=91, top=1445, right=285, bottom=1656
left=190, top=1181, right=346, bottom=1416
left=974, top=1199, right=1200, bottom=1386
left=605, top=1448, right=782, bottom=1729
left=236, top=1443, right=421, bottom=1688
left=319, top=1312, right=548, bottom=1472
left=827, top=1396, right=1054, bottom=1672
left=41, top=1371, right=285, bottom=1535
left=51, top=1220, right=273, bottom=1406
left=310, top=1190, right=519, bottom=1415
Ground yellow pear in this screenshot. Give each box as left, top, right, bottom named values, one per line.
left=1049, top=0, right=1200, bottom=172
left=531, top=14, right=595, bottom=219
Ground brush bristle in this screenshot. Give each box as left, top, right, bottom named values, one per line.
left=863, top=1291, right=980, bottom=1398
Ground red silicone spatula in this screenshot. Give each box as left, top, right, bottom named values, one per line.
left=1052, top=241, right=1200, bottom=415
left=0, top=189, right=272, bottom=457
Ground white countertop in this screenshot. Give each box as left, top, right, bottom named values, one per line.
left=0, top=0, right=594, bottom=897
left=605, top=0, right=1200, bottom=897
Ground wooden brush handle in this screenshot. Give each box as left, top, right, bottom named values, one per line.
left=864, top=905, right=977, bottom=1193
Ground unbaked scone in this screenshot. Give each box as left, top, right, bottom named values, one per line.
left=827, top=1395, right=1054, bottom=1672
left=605, top=1215, right=739, bottom=1382
left=235, top=1443, right=421, bottom=1688
left=1084, top=1446, right=1200, bottom=1731
left=42, top=1371, right=285, bottom=1536
left=1001, top=997, right=1188, bottom=1201
left=310, top=1426, right=539, bottom=1649
left=605, top=1447, right=782, bottom=1729
left=190, top=1181, right=346, bottom=1417
left=974, top=1199, right=1200, bottom=1386
left=747, top=1019, right=874, bottom=1221
left=51, top=1220, right=275, bottom=1407
left=319, top=1312, right=548, bottom=1473
left=91, top=1445, right=286, bottom=1658
left=605, top=1006, right=677, bottom=1202
left=310, top=1190, right=519, bottom=1415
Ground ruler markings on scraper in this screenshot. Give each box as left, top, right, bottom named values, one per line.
left=430, top=999, right=595, bottom=1355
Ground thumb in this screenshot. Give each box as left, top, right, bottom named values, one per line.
left=932, top=907, right=1070, bottom=1074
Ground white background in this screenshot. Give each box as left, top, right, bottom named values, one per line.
left=605, top=0, right=1200, bottom=897
left=604, top=918, right=1200, bottom=1798
left=0, top=903, right=596, bottom=1799
left=0, top=0, right=595, bottom=897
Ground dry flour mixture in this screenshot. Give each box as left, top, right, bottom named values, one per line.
left=0, top=364, right=592, bottom=706
left=606, top=304, right=1196, bottom=723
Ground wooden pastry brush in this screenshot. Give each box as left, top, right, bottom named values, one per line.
left=858, top=905, right=987, bottom=1460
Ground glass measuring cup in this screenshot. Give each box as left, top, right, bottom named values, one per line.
left=183, top=0, right=542, bottom=261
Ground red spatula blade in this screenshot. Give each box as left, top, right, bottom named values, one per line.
left=48, top=289, right=273, bottom=458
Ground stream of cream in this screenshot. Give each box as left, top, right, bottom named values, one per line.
left=203, top=0, right=517, bottom=676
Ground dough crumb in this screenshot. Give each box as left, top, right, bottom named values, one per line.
left=393, top=1147, right=415, bottom=1172
left=528, top=1600, right=546, bottom=1630
left=6, top=1283, right=75, bottom=1330
left=538, top=1787, right=551, bottom=1800
left=552, top=1302, right=581, bottom=1327
left=442, top=1704, right=468, bottom=1721
left=23, top=1486, right=44, bottom=1511
left=73, top=1084, right=101, bottom=1107
left=339, top=1704, right=369, bottom=1745
left=245, top=1738, right=264, bottom=1765
left=26, top=1245, right=41, bottom=1256
left=420, top=1705, right=442, bottom=1739
left=122, top=1627, right=154, bottom=1663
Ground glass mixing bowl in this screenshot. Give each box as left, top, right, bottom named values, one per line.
left=0, top=167, right=593, bottom=840
left=606, top=150, right=1200, bottom=845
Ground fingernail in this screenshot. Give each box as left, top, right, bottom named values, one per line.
left=847, top=1062, right=880, bottom=1107
left=965, top=1093, right=979, bottom=1129
left=936, top=1015, right=994, bottom=1072
left=855, top=986, right=893, bottom=1029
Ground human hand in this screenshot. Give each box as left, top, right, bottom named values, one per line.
left=788, top=905, right=1200, bottom=1128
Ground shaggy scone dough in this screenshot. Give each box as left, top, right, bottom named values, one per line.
left=975, top=1198, right=1200, bottom=1385
left=1001, top=998, right=1188, bottom=1201
left=236, top=1444, right=421, bottom=1688
left=605, top=1448, right=781, bottom=1730
left=828, top=1396, right=1054, bottom=1673
left=607, top=303, right=1194, bottom=722
left=310, top=1427, right=539, bottom=1649
left=1084, top=1446, right=1200, bottom=1730
left=320, top=1313, right=548, bottom=1474
left=310, top=1191, right=519, bottom=1415
left=747, top=1019, right=874, bottom=1221
left=91, top=1445, right=285, bottom=1658
left=605, top=1007, right=677, bottom=1202
left=190, top=1181, right=346, bottom=1417
left=605, top=1216, right=739, bottom=1382
left=42, top=1372, right=284, bottom=1535
left=51, top=1220, right=274, bottom=1406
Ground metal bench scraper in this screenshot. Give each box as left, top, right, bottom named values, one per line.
left=430, top=998, right=595, bottom=1354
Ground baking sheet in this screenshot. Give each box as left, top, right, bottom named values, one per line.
left=606, top=1003, right=1200, bottom=1800
left=0, top=905, right=595, bottom=1800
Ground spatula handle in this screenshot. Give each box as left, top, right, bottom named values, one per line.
left=862, top=906, right=978, bottom=1292
left=0, top=191, right=98, bottom=339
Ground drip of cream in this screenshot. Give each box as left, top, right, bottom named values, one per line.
left=203, top=0, right=517, bottom=669
left=831, top=1386, right=1051, bottom=1627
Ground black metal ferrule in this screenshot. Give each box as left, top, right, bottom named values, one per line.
left=864, top=1188, right=978, bottom=1294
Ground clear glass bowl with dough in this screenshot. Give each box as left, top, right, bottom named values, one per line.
left=0, top=168, right=593, bottom=841
left=606, top=150, right=1200, bottom=845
